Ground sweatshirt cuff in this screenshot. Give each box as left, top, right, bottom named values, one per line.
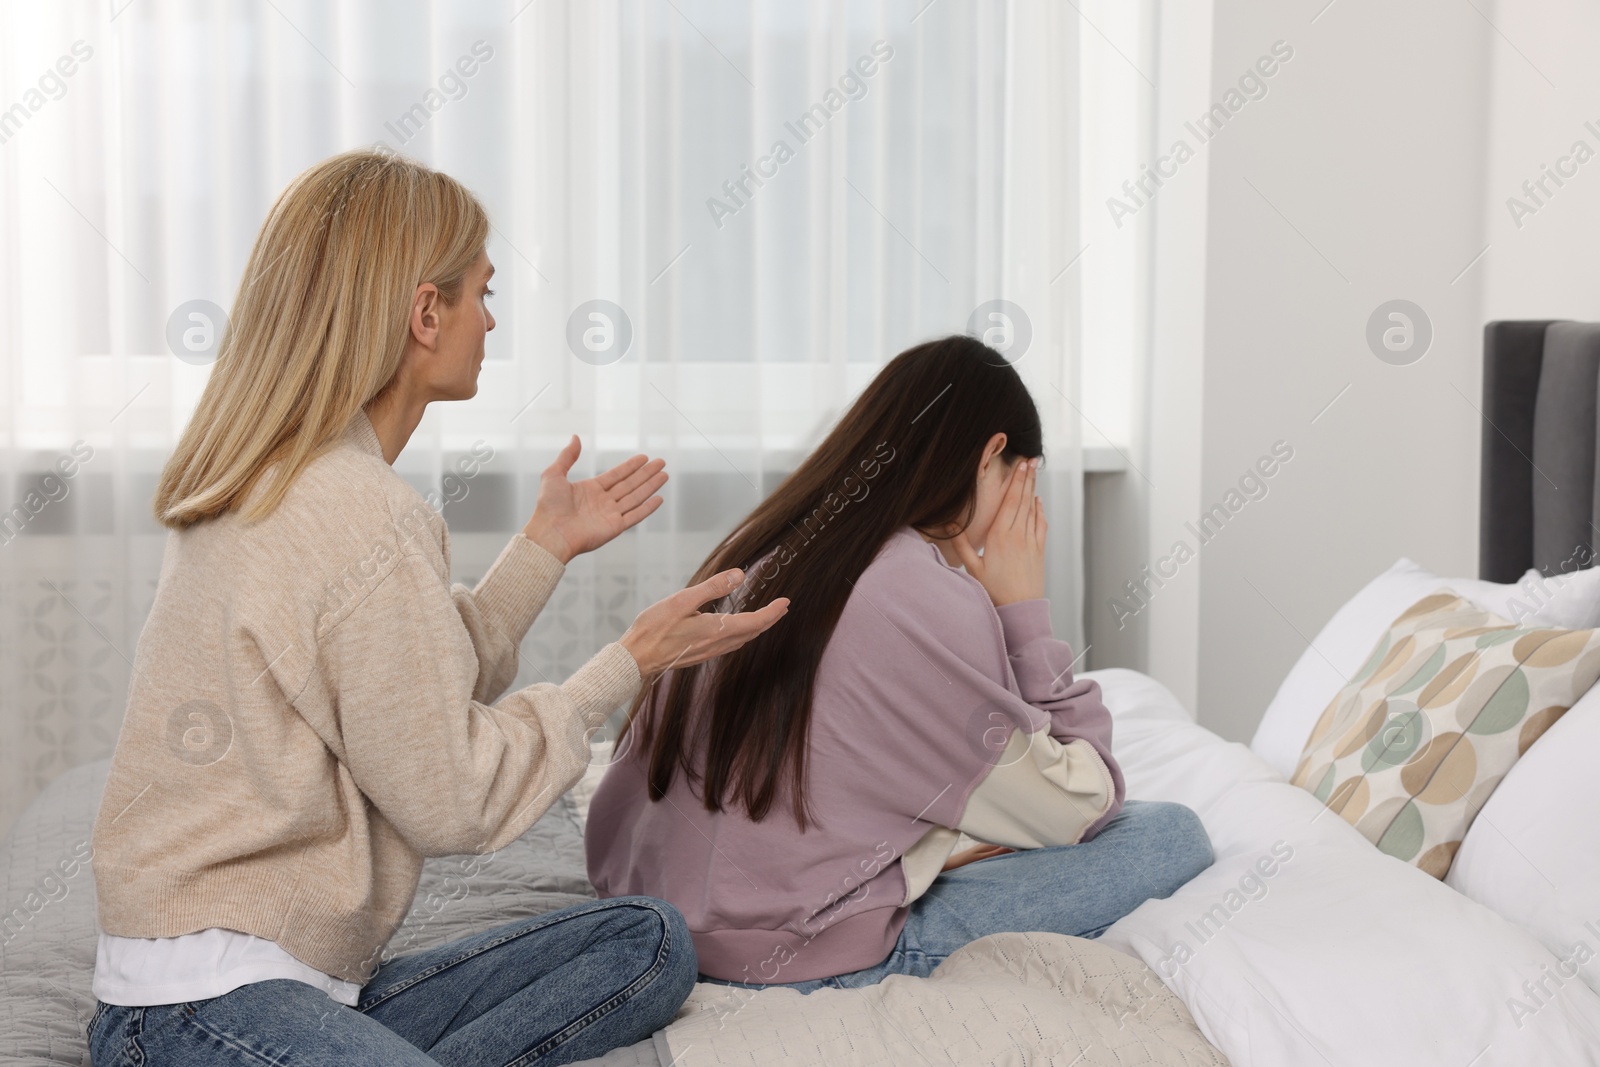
left=562, top=642, right=644, bottom=728
left=994, top=598, right=1054, bottom=651
left=471, top=533, right=566, bottom=645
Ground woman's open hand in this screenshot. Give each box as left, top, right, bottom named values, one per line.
left=522, top=436, right=667, bottom=563
left=619, top=568, right=790, bottom=680
left=952, top=456, right=1046, bottom=606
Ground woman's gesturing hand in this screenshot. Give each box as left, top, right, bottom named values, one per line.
left=953, top=457, right=1046, bottom=607
left=522, top=436, right=667, bottom=564
left=619, top=568, right=791, bottom=680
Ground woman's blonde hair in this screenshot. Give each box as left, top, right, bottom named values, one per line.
left=154, top=148, right=489, bottom=528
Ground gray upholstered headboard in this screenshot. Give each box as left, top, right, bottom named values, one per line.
left=1480, top=321, right=1600, bottom=582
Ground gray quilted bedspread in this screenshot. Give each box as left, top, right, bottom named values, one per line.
left=0, top=760, right=659, bottom=1067
left=2, top=763, right=1228, bottom=1067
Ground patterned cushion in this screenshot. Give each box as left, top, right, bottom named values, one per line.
left=1290, top=591, right=1600, bottom=878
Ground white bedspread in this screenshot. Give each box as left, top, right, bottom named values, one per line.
left=1085, top=667, right=1600, bottom=1067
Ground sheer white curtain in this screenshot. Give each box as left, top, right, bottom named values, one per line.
left=0, top=0, right=1149, bottom=834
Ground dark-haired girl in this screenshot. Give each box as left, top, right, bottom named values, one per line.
left=585, top=335, right=1214, bottom=991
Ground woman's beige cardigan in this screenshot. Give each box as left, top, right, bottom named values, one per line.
left=91, top=412, right=642, bottom=982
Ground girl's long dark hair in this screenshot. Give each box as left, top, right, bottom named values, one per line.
left=619, top=334, right=1044, bottom=828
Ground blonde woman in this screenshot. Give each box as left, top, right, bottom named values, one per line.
left=86, top=149, right=788, bottom=1067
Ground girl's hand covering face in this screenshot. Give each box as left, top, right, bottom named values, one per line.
left=951, top=457, right=1046, bottom=607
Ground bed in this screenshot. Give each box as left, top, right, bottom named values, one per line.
left=5, top=320, right=1600, bottom=1065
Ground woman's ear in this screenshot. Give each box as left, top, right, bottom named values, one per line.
left=409, top=282, right=442, bottom=350
left=977, top=431, right=1008, bottom=478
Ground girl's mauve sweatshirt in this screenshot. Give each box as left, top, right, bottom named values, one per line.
left=585, top=525, right=1126, bottom=983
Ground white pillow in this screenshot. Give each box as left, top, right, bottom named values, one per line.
left=1102, top=695, right=1600, bottom=1065
left=1446, top=681, right=1600, bottom=993
left=1513, top=560, right=1600, bottom=629
left=1248, top=558, right=1600, bottom=779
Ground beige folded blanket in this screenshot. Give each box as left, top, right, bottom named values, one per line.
left=643, top=931, right=1230, bottom=1066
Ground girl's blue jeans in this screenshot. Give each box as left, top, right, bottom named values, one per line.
left=706, top=799, right=1214, bottom=994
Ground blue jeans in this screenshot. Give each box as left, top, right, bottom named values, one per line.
left=712, top=799, right=1212, bottom=993
left=86, top=896, right=697, bottom=1067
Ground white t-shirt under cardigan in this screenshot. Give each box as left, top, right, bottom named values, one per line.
left=94, top=928, right=362, bottom=1007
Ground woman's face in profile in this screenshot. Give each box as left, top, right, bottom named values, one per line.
left=429, top=249, right=497, bottom=400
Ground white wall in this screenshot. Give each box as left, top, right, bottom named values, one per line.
left=1087, top=0, right=1499, bottom=741
left=1191, top=0, right=1493, bottom=741
left=1083, top=0, right=1211, bottom=709
left=1479, top=0, right=1600, bottom=321
left=1138, top=0, right=1217, bottom=713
